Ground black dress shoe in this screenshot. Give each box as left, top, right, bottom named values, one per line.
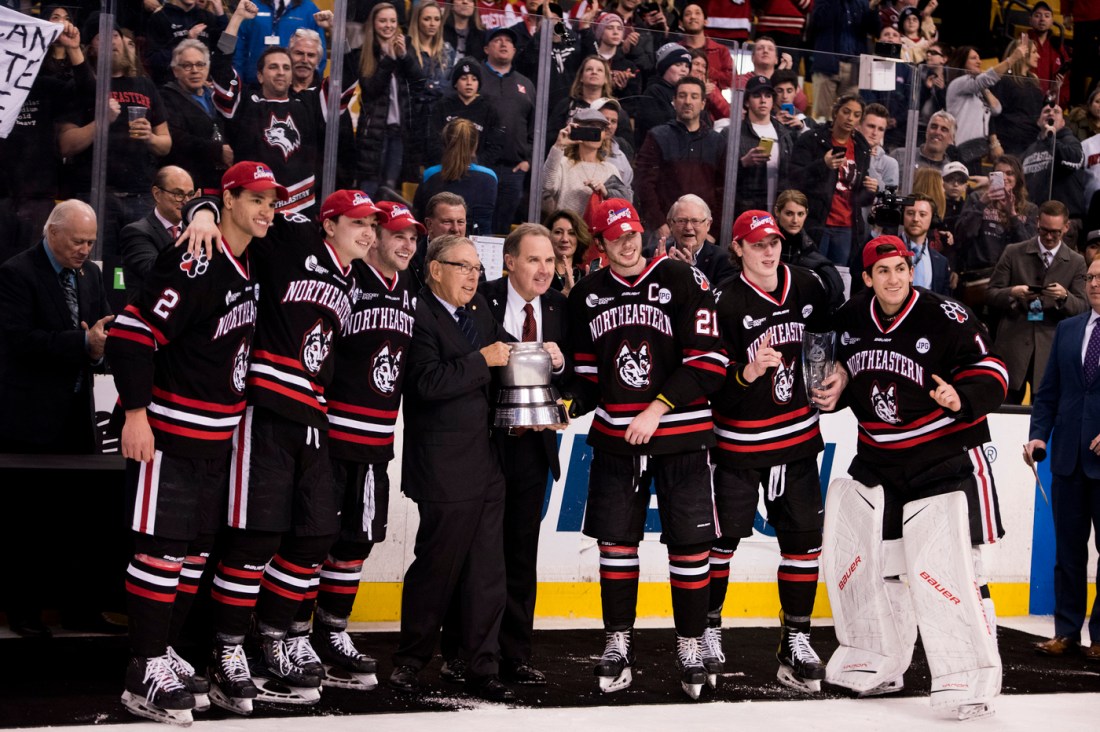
left=8, top=615, right=52, bottom=638
left=440, top=658, right=467, bottom=683
left=465, top=674, right=515, bottom=703
left=502, top=660, right=546, bottom=685
left=389, top=664, right=420, bottom=692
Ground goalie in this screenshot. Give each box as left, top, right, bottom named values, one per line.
left=815, top=236, right=1009, bottom=720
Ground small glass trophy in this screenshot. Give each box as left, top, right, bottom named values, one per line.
left=802, top=331, right=837, bottom=397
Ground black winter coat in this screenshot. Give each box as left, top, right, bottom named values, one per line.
left=160, top=82, right=228, bottom=192
left=790, top=126, right=874, bottom=247
left=736, top=117, right=794, bottom=216
left=350, top=42, right=425, bottom=184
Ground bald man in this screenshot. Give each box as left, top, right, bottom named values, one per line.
left=121, top=166, right=197, bottom=301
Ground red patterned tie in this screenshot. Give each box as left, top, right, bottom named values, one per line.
left=521, top=303, right=537, bottom=342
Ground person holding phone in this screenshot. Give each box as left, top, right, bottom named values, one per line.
left=542, top=108, right=632, bottom=218
left=735, top=75, right=792, bottom=216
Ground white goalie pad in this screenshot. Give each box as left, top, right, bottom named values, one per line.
left=822, top=479, right=916, bottom=692
left=902, top=492, right=1001, bottom=715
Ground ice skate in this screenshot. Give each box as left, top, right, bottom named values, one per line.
left=676, top=635, right=707, bottom=700
left=956, top=701, right=995, bottom=721
left=166, top=646, right=210, bottom=712
left=120, top=655, right=195, bottom=726
left=286, top=633, right=325, bottom=679
left=701, top=624, right=725, bottom=689
left=593, top=628, right=634, bottom=693
left=857, top=676, right=905, bottom=697
left=250, top=635, right=322, bottom=705
left=312, top=625, right=379, bottom=690
left=208, top=642, right=257, bottom=715
left=777, top=624, right=826, bottom=693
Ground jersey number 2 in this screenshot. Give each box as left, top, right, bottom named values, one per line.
left=153, top=289, right=180, bottom=319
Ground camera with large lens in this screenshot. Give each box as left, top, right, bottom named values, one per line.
left=868, top=185, right=916, bottom=234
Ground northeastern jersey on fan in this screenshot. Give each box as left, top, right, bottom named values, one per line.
left=107, top=246, right=257, bottom=458
left=711, top=264, right=830, bottom=469
left=568, top=255, right=728, bottom=455
left=246, top=214, right=354, bottom=429
left=834, top=287, right=1008, bottom=467
left=327, top=262, right=416, bottom=464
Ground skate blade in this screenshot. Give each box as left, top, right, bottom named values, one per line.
left=192, top=692, right=210, bottom=712
left=253, top=676, right=322, bottom=705
left=777, top=665, right=822, bottom=694
left=706, top=673, right=718, bottom=690
left=121, top=691, right=194, bottom=727
left=681, top=681, right=704, bottom=700
left=322, top=665, right=378, bottom=690
left=597, top=667, right=632, bottom=693
left=857, top=677, right=905, bottom=698
left=208, top=686, right=253, bottom=715
left=957, top=702, right=994, bottom=721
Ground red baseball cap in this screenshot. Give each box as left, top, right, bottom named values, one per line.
left=591, top=198, right=644, bottom=239
left=221, top=161, right=289, bottom=199
left=320, top=189, right=384, bottom=223
left=732, top=210, right=784, bottom=244
left=376, top=201, right=427, bottom=235
left=862, top=235, right=911, bottom=269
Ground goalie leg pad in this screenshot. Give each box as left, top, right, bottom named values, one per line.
left=822, top=480, right=914, bottom=692
left=902, top=492, right=1001, bottom=715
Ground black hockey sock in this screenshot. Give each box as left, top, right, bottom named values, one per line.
left=777, top=531, right=822, bottom=622
left=707, top=538, right=739, bottom=622
left=126, top=535, right=189, bottom=658
left=167, top=551, right=208, bottom=646
left=314, top=539, right=374, bottom=625
left=598, top=541, right=639, bottom=631
left=255, top=534, right=334, bottom=636
left=668, top=543, right=711, bottom=637
left=211, top=530, right=282, bottom=642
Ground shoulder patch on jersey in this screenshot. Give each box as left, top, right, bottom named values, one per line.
left=305, top=254, right=329, bottom=276
left=282, top=211, right=311, bottom=224
left=743, top=314, right=765, bottom=329
left=802, top=304, right=813, bottom=318
left=692, top=267, right=711, bottom=291
left=840, top=331, right=859, bottom=345
left=940, top=301, right=968, bottom=323
left=179, top=250, right=209, bottom=278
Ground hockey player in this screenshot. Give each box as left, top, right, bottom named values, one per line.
left=107, top=162, right=277, bottom=724
left=182, top=184, right=382, bottom=712
left=708, top=210, right=842, bottom=693
left=565, top=198, right=728, bottom=700
left=290, top=200, right=423, bottom=690
left=821, top=235, right=1009, bottom=719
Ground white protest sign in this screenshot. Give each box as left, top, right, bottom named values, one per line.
left=0, top=7, right=62, bottom=138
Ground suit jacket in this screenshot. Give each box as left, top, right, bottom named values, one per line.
left=1030, top=310, right=1100, bottom=479
left=479, top=277, right=571, bottom=481
left=401, top=287, right=511, bottom=502
left=987, top=238, right=1088, bottom=391
left=693, top=241, right=736, bottom=288
left=120, top=211, right=176, bottom=302
left=0, top=242, right=110, bottom=450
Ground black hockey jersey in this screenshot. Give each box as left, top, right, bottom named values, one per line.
left=568, top=255, right=728, bottom=455
left=107, top=245, right=257, bottom=457
left=711, top=264, right=830, bottom=469
left=834, top=287, right=1008, bottom=467
left=327, top=262, right=416, bottom=464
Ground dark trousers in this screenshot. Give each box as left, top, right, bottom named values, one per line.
left=1051, top=465, right=1100, bottom=642
left=491, top=166, right=527, bottom=235
left=393, top=489, right=506, bottom=677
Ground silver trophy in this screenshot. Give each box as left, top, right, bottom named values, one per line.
left=802, top=331, right=837, bottom=397
left=494, top=342, right=569, bottom=428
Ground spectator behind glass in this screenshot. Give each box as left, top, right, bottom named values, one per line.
left=946, top=42, right=1027, bottom=173
left=918, top=40, right=950, bottom=132
left=160, top=39, right=232, bottom=193
left=941, top=160, right=970, bottom=238
left=898, top=4, right=936, bottom=63
left=543, top=208, right=593, bottom=294
left=288, top=28, right=325, bottom=91
left=408, top=1, right=458, bottom=178
left=542, top=108, right=632, bottom=219
left=676, top=3, right=733, bottom=91
left=597, top=98, right=636, bottom=187
left=144, top=0, right=228, bottom=85
left=773, top=189, right=846, bottom=311
left=444, top=0, right=487, bottom=61
left=1067, top=85, right=1100, bottom=142
left=427, top=57, right=504, bottom=169
left=547, top=56, right=635, bottom=154
left=772, top=69, right=814, bottom=135
left=580, top=12, right=642, bottom=105
left=689, top=48, right=730, bottom=123
left=859, top=102, right=899, bottom=232
left=736, top=75, right=792, bottom=216
left=809, top=0, right=880, bottom=121
left=893, top=109, right=958, bottom=173
left=911, top=167, right=952, bottom=273
left=1021, top=101, right=1089, bottom=227
left=635, top=43, right=692, bottom=147
left=754, top=0, right=814, bottom=70
left=514, top=2, right=584, bottom=104
left=41, top=5, right=77, bottom=81
left=861, top=25, right=912, bottom=151
left=233, top=0, right=327, bottom=83
left=414, top=118, right=498, bottom=236
left=1028, top=1, right=1070, bottom=105
left=991, top=37, right=1046, bottom=158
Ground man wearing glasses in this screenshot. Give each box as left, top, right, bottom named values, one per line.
left=162, top=40, right=234, bottom=193
left=390, top=235, right=516, bottom=702
left=120, top=166, right=197, bottom=302
left=657, top=194, right=734, bottom=286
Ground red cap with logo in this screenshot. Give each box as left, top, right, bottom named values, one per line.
left=319, top=189, right=384, bottom=223
left=862, top=235, right=911, bottom=269
left=732, top=210, right=784, bottom=244
left=375, top=200, right=427, bottom=235
left=590, top=198, right=644, bottom=239
left=221, top=161, right=289, bottom=200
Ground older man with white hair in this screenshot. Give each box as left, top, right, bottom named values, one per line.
left=660, top=194, right=735, bottom=285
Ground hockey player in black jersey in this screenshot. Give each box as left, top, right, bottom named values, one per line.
left=107, top=162, right=280, bottom=723
left=566, top=199, right=728, bottom=700
left=708, top=210, right=845, bottom=693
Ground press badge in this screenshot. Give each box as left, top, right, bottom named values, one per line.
left=1027, top=298, right=1044, bottom=322
left=265, top=35, right=280, bottom=45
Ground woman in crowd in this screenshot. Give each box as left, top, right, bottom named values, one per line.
left=544, top=208, right=593, bottom=295
left=596, top=98, right=635, bottom=188
left=413, top=118, right=497, bottom=235
left=773, top=189, right=845, bottom=310
left=407, top=1, right=456, bottom=180
left=1067, top=86, right=1100, bottom=142
left=443, top=0, right=486, bottom=61
left=547, top=56, right=633, bottom=155
left=991, top=37, right=1046, bottom=158
left=946, top=42, right=1027, bottom=173
left=542, top=108, right=632, bottom=218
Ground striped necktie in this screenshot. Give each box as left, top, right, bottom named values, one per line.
left=455, top=306, right=482, bottom=349
left=60, top=268, right=79, bottom=328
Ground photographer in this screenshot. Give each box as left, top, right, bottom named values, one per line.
left=542, top=108, right=631, bottom=218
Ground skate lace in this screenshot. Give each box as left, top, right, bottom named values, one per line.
left=144, top=655, right=186, bottom=696
left=286, top=635, right=322, bottom=667
left=219, top=644, right=252, bottom=682
left=702, top=626, right=726, bottom=663
left=330, top=631, right=365, bottom=661
left=677, top=635, right=704, bottom=666
left=788, top=630, right=821, bottom=664
left=166, top=646, right=196, bottom=679
left=601, top=630, right=631, bottom=663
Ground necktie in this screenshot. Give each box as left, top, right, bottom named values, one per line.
left=521, top=302, right=537, bottom=342
left=168, top=224, right=180, bottom=241
left=1085, top=321, right=1100, bottom=385
left=1042, top=251, right=1052, bottom=269
left=60, top=268, right=79, bottom=328
left=455, top=306, right=482, bottom=349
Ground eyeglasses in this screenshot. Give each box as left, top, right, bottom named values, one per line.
left=439, top=260, right=483, bottom=276
left=1086, top=274, right=1100, bottom=283
left=1038, top=226, right=1063, bottom=237
left=926, top=50, right=944, bottom=58
left=176, top=61, right=208, bottom=71
left=155, top=186, right=197, bottom=202
left=671, top=217, right=709, bottom=226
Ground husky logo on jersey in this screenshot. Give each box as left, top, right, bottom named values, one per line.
left=940, top=301, right=969, bottom=323
left=301, top=320, right=333, bottom=375
left=615, top=341, right=651, bottom=389
left=772, top=357, right=796, bottom=404
left=871, top=382, right=900, bottom=424
left=179, top=250, right=208, bottom=278
left=692, top=268, right=711, bottom=291
left=370, top=342, right=402, bottom=396
left=231, top=339, right=249, bottom=394
left=263, top=112, right=302, bottom=161
left=305, top=254, right=329, bottom=275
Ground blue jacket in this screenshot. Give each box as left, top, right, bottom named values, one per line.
left=1030, top=311, right=1100, bottom=479
left=413, top=164, right=498, bottom=237
left=810, top=0, right=879, bottom=76
left=233, top=0, right=326, bottom=83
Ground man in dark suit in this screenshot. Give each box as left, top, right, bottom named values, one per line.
left=390, top=235, right=516, bottom=702
left=0, top=199, right=113, bottom=637
left=120, top=166, right=196, bottom=302
left=656, top=194, right=735, bottom=286
left=987, top=200, right=1088, bottom=404
left=1026, top=253, right=1100, bottom=662
left=477, top=223, right=569, bottom=685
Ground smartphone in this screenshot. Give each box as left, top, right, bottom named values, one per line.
left=569, top=126, right=603, bottom=142
left=758, top=138, right=775, bottom=155
left=780, top=103, right=796, bottom=115
left=1028, top=285, right=1044, bottom=294
left=831, top=145, right=847, bottom=157
left=989, top=171, right=1005, bottom=192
